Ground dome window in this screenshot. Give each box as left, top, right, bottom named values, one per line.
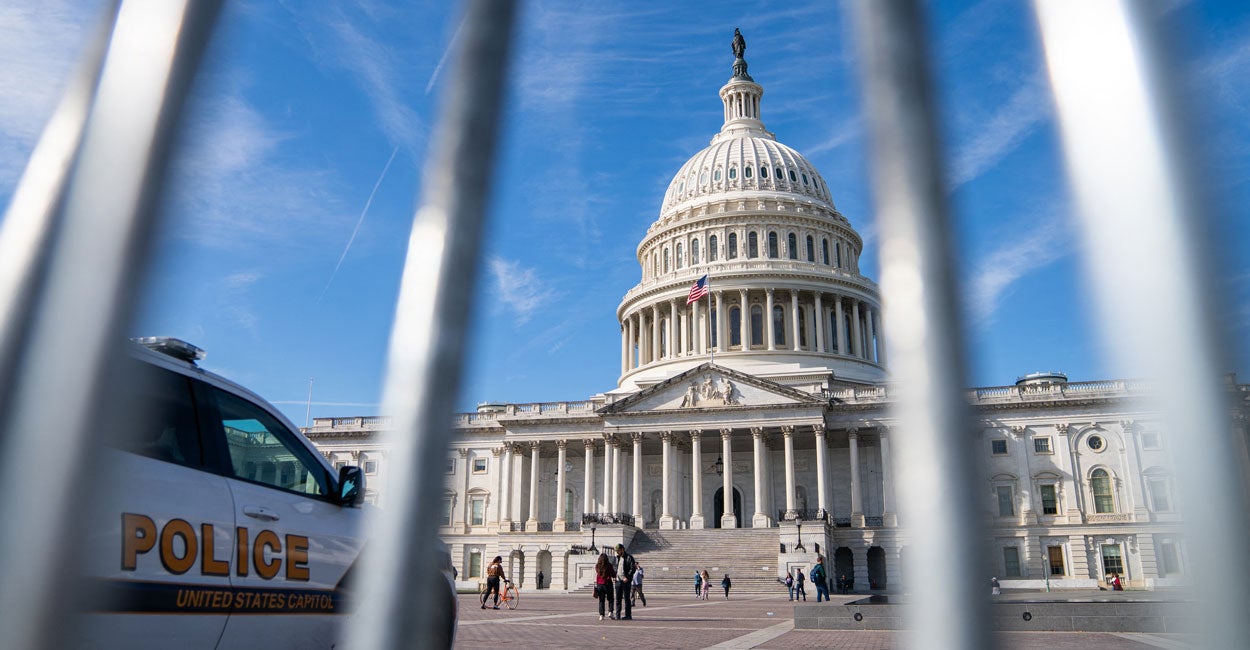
left=664, top=248, right=670, bottom=273
left=802, top=173, right=809, bottom=185
left=744, top=166, right=752, bottom=179
left=759, top=166, right=768, bottom=179
left=767, top=231, right=779, bottom=258
left=822, top=238, right=830, bottom=265
left=714, top=169, right=722, bottom=182
left=679, top=181, right=685, bottom=193
left=700, top=172, right=708, bottom=186
left=709, top=235, right=719, bottom=261
left=789, top=170, right=797, bottom=183
left=676, top=242, right=684, bottom=269
left=748, top=232, right=759, bottom=258
left=806, top=235, right=815, bottom=262
left=692, top=239, right=701, bottom=264
left=727, top=233, right=738, bottom=259
left=787, top=233, right=798, bottom=260
left=775, top=166, right=784, bottom=180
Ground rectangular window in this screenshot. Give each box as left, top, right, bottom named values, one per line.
left=334, top=461, right=346, bottom=472
left=996, top=485, right=1015, bottom=517
left=214, top=386, right=329, bottom=497
left=473, top=458, right=488, bottom=473
left=364, top=460, right=378, bottom=474
left=1101, top=544, right=1124, bottom=576
left=1148, top=478, right=1172, bottom=512
left=1033, top=437, right=1052, bottom=454
left=1140, top=430, right=1161, bottom=449
left=471, top=497, right=485, bottom=526
left=1047, top=546, right=1066, bottom=576
left=1040, top=484, right=1058, bottom=515
left=469, top=550, right=483, bottom=578
left=1159, top=542, right=1180, bottom=576
left=440, top=497, right=452, bottom=526
left=446, top=458, right=456, bottom=474
left=1003, top=547, right=1022, bottom=577
left=991, top=439, right=1008, bottom=455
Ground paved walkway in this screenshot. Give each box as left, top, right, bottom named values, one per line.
left=454, top=591, right=1201, bottom=649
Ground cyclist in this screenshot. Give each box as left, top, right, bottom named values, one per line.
left=482, top=555, right=509, bottom=609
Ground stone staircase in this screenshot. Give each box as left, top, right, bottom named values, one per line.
left=574, top=528, right=785, bottom=595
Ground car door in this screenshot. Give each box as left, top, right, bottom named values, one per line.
left=199, top=383, right=365, bottom=650
left=77, top=363, right=236, bottom=650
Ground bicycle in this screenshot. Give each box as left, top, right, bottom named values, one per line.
left=479, top=580, right=519, bottom=610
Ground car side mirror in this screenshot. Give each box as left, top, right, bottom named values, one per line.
left=338, top=465, right=365, bottom=506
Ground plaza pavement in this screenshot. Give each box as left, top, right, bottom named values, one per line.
left=454, top=591, right=1200, bottom=649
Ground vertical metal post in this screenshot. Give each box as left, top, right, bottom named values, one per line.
left=848, top=1, right=992, bottom=649
left=1035, top=2, right=1250, bottom=647
left=0, top=1, right=222, bottom=648
left=345, top=0, right=516, bottom=648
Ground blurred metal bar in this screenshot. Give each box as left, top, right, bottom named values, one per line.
left=0, top=1, right=222, bottom=648
left=1035, top=2, right=1250, bottom=647
left=345, top=0, right=515, bottom=648
left=847, top=2, right=993, bottom=649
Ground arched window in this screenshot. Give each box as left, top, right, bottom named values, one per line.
left=745, top=166, right=753, bottom=179
left=829, top=309, right=839, bottom=352
left=767, top=232, right=779, bottom=258
left=1091, top=469, right=1114, bottom=513
left=714, top=169, right=722, bottom=182
left=653, top=252, right=659, bottom=277
left=676, top=242, right=683, bottom=269
left=709, top=235, right=719, bottom=261
left=760, top=166, right=769, bottom=179
left=660, top=319, right=668, bottom=357
left=798, top=305, right=808, bottom=348
left=748, top=232, right=759, bottom=258
left=822, top=238, right=830, bottom=265
left=729, top=166, right=737, bottom=180
left=789, top=169, right=797, bottom=183
left=775, top=166, right=784, bottom=180
left=663, top=248, right=670, bottom=273
left=692, top=239, right=701, bottom=265
left=806, top=235, right=815, bottom=262
left=836, top=242, right=843, bottom=268
left=727, top=233, right=738, bottom=259
left=750, top=305, right=764, bottom=346
left=729, top=306, right=742, bottom=347
left=787, top=233, right=798, bottom=260
left=773, top=305, right=786, bottom=346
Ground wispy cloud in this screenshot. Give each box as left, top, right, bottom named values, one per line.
left=487, top=257, right=559, bottom=325
left=949, top=74, right=1050, bottom=187
left=965, top=213, right=1070, bottom=326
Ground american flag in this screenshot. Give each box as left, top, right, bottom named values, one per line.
left=687, top=274, right=709, bottom=304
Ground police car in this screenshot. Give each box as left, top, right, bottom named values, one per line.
left=77, top=337, right=456, bottom=649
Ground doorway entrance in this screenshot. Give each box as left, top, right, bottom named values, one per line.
left=712, top=486, right=743, bottom=528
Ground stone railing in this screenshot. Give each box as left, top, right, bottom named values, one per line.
left=1086, top=513, right=1133, bottom=523
left=777, top=509, right=828, bottom=523
left=831, top=517, right=852, bottom=528
left=864, top=516, right=885, bottom=527
left=509, top=521, right=526, bottom=532
left=582, top=512, right=636, bottom=527
left=564, top=521, right=582, bottom=532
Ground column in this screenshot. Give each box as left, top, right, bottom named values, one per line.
left=491, top=447, right=505, bottom=525
left=1121, top=421, right=1149, bottom=520
left=554, top=440, right=568, bottom=529
left=632, top=433, right=644, bottom=523
left=458, top=449, right=471, bottom=531
left=810, top=293, right=820, bottom=352
left=835, top=296, right=847, bottom=355
left=852, top=546, right=869, bottom=592
left=627, top=315, right=636, bottom=370
left=790, top=291, right=801, bottom=351
left=783, top=425, right=797, bottom=518
left=849, top=429, right=864, bottom=527
left=1011, top=426, right=1035, bottom=525
left=874, top=312, right=887, bottom=366
left=814, top=424, right=829, bottom=519
left=738, top=289, right=749, bottom=349
left=851, top=300, right=863, bottom=358
left=651, top=305, right=661, bottom=362
left=692, top=296, right=703, bottom=355
left=715, top=291, right=726, bottom=352
left=499, top=444, right=514, bottom=530
left=602, top=435, right=612, bottom=514
left=765, top=289, right=776, bottom=351
left=880, top=430, right=897, bottom=527
left=583, top=438, right=595, bottom=516
left=866, top=307, right=877, bottom=362
left=660, top=432, right=676, bottom=529
left=690, top=430, right=705, bottom=528
left=751, top=428, right=769, bottom=527
left=721, top=428, right=737, bottom=528
left=611, top=440, right=622, bottom=514
left=668, top=299, right=678, bottom=359
left=620, top=322, right=627, bottom=374
left=526, top=442, right=540, bottom=529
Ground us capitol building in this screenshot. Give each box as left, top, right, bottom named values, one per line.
left=306, top=33, right=1250, bottom=594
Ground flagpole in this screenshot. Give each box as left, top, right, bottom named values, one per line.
left=707, top=268, right=714, bottom=365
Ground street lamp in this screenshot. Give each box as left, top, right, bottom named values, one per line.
left=588, top=525, right=597, bottom=554
left=795, top=521, right=806, bottom=552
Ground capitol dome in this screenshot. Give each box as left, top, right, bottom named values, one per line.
left=613, top=31, right=885, bottom=394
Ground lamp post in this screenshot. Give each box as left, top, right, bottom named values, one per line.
left=795, top=521, right=805, bottom=552
left=589, top=524, right=597, bottom=554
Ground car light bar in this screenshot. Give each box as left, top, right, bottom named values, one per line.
left=130, top=336, right=206, bottom=363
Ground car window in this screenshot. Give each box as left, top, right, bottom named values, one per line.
left=105, top=361, right=203, bottom=466
left=209, top=386, right=330, bottom=497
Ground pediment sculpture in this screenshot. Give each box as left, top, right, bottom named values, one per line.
left=679, top=374, right=740, bottom=407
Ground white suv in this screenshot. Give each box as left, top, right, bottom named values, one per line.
left=75, top=338, right=455, bottom=649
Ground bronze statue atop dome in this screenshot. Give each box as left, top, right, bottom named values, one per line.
left=730, top=28, right=753, bottom=81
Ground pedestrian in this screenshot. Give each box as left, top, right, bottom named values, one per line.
left=794, top=566, right=807, bottom=601
left=482, top=555, right=508, bottom=609
left=784, top=571, right=794, bottom=601
left=695, top=570, right=703, bottom=598
left=1111, top=573, right=1123, bottom=591
left=721, top=573, right=732, bottom=599
left=612, top=543, right=637, bottom=620
left=812, top=559, right=829, bottom=602
left=537, top=570, right=544, bottom=590
left=595, top=553, right=616, bottom=620
left=701, top=569, right=711, bottom=600
left=632, top=563, right=647, bottom=607
left=991, top=576, right=1001, bottom=596
left=838, top=573, right=849, bottom=594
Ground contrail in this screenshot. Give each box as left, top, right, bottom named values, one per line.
left=425, top=17, right=464, bottom=96
left=316, top=145, right=400, bottom=304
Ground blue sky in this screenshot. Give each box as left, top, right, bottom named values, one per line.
left=2, top=1, right=1248, bottom=425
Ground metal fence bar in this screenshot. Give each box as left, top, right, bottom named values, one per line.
left=1034, top=2, right=1250, bottom=647
left=848, top=1, right=993, bottom=649
left=0, top=1, right=222, bottom=648
left=344, top=1, right=516, bottom=648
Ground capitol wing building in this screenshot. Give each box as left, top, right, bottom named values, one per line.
left=306, top=36, right=1250, bottom=595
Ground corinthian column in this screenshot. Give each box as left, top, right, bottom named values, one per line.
left=632, top=433, right=644, bottom=523
left=783, top=426, right=797, bottom=518
left=690, top=430, right=705, bottom=528
left=814, top=424, right=829, bottom=519
left=849, top=429, right=864, bottom=527
left=498, top=444, right=513, bottom=532
left=554, top=440, right=568, bottom=529
left=721, top=429, right=737, bottom=528
left=583, top=438, right=595, bottom=516
left=526, top=442, right=540, bottom=529
left=751, top=428, right=769, bottom=527
left=660, top=432, right=676, bottom=529
left=602, top=435, right=612, bottom=514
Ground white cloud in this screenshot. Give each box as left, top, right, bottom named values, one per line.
left=487, top=257, right=559, bottom=325
left=949, top=75, right=1050, bottom=187
left=965, top=214, right=1070, bottom=326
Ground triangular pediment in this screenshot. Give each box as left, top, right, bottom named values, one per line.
left=599, top=363, right=825, bottom=415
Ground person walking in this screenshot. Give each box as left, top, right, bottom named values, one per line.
left=537, top=570, right=544, bottom=590
left=990, top=576, right=1001, bottom=596
left=812, top=559, right=829, bottom=602
left=595, top=553, right=616, bottom=620
left=784, top=571, right=795, bottom=601
left=482, top=555, right=508, bottom=609
left=794, top=567, right=807, bottom=601
left=631, top=564, right=647, bottom=607
left=695, top=570, right=703, bottom=598
left=701, top=570, right=711, bottom=600
left=612, top=544, right=637, bottom=621
left=721, top=573, right=732, bottom=599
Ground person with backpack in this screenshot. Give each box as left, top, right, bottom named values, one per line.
left=631, top=563, right=647, bottom=607
left=721, top=573, right=732, bottom=599
left=812, top=559, right=829, bottom=602
left=695, top=570, right=703, bottom=598
left=612, top=543, right=637, bottom=620
left=784, top=570, right=795, bottom=601
left=482, top=555, right=509, bottom=609
left=794, top=567, right=807, bottom=601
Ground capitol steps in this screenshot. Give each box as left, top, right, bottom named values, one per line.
left=574, top=528, right=788, bottom=595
